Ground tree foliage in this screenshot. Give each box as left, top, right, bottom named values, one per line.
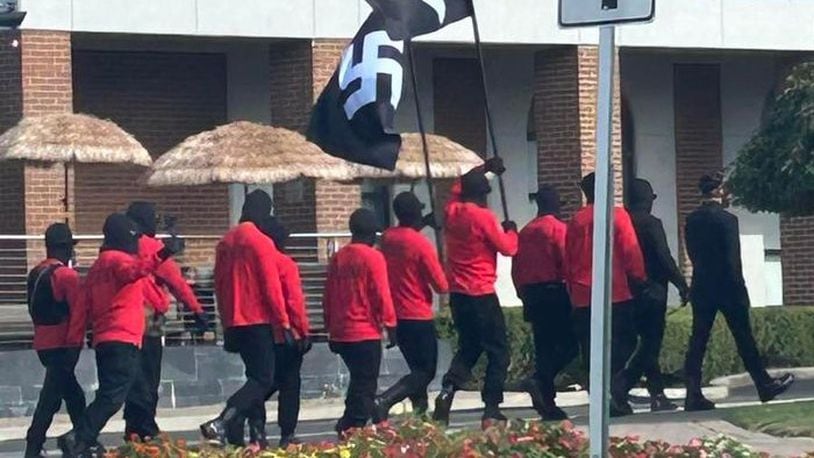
left=729, top=61, right=814, bottom=216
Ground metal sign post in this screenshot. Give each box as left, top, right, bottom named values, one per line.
left=558, top=1, right=655, bottom=456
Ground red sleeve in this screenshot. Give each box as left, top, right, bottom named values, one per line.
left=369, top=252, right=397, bottom=329
left=480, top=210, right=518, bottom=256
left=54, top=268, right=85, bottom=347
left=155, top=258, right=203, bottom=314
left=252, top=238, right=290, bottom=329
left=616, top=208, right=646, bottom=282
left=281, top=257, right=309, bottom=338
left=142, top=278, right=169, bottom=314
left=112, top=254, right=161, bottom=285
left=419, top=237, right=449, bottom=294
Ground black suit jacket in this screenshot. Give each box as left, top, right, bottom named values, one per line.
left=629, top=210, right=688, bottom=303
left=685, top=202, right=749, bottom=305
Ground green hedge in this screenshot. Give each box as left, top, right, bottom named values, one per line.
left=436, top=306, right=814, bottom=388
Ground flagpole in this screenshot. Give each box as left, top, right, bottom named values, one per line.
left=406, top=39, right=445, bottom=259
left=468, top=0, right=510, bottom=221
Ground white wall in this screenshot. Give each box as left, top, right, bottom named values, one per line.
left=18, top=0, right=814, bottom=52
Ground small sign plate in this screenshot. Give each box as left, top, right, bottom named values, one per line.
left=559, top=0, right=655, bottom=27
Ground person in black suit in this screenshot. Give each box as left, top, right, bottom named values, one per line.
left=614, top=178, right=689, bottom=412
left=683, top=171, right=794, bottom=411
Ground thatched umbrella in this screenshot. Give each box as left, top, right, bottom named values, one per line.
left=0, top=112, right=152, bottom=213
left=144, top=121, right=361, bottom=187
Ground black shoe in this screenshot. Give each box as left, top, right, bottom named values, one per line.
left=248, top=418, right=268, bottom=449
left=23, top=444, right=46, bottom=458
left=481, top=407, right=508, bottom=430
left=758, top=373, right=795, bottom=403
left=82, top=442, right=106, bottom=458
left=609, top=398, right=633, bottom=417
left=650, top=393, right=678, bottom=412
left=540, top=404, right=569, bottom=421
left=57, top=430, right=83, bottom=458
left=279, top=434, right=301, bottom=449
left=225, top=414, right=246, bottom=447
left=200, top=408, right=239, bottom=446
left=432, top=387, right=456, bottom=426
left=684, top=394, right=716, bottom=411
left=372, top=396, right=391, bottom=424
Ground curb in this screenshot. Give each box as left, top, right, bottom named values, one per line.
left=710, top=367, right=814, bottom=388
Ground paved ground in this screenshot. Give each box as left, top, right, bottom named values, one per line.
left=2, top=379, right=813, bottom=456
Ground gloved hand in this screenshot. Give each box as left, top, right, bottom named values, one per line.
left=193, top=312, right=210, bottom=334
left=421, top=212, right=440, bottom=230
left=158, top=236, right=186, bottom=260
left=283, top=328, right=297, bottom=348
left=298, top=336, right=313, bottom=355
left=386, top=327, right=398, bottom=349
left=501, top=220, right=517, bottom=232
left=484, top=157, right=506, bottom=176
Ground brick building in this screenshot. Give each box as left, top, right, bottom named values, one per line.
left=0, top=0, right=813, bottom=309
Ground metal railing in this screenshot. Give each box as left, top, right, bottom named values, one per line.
left=0, top=233, right=351, bottom=350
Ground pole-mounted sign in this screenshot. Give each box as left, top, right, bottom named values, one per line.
left=558, top=1, right=654, bottom=457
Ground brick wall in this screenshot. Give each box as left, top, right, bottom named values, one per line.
left=673, top=64, right=723, bottom=274
left=533, top=46, right=622, bottom=218
left=72, top=50, right=229, bottom=264
left=781, top=215, right=814, bottom=306
left=0, top=31, right=24, bottom=235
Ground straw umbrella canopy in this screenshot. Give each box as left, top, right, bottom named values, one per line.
left=144, top=121, right=361, bottom=187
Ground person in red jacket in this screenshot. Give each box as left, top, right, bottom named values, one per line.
left=512, top=185, right=577, bottom=421
left=25, top=223, right=86, bottom=458
left=200, top=190, right=294, bottom=446
left=123, top=201, right=210, bottom=441
left=433, top=158, right=518, bottom=427
left=58, top=213, right=184, bottom=457
left=323, top=208, right=397, bottom=434
left=564, top=172, right=646, bottom=417
left=374, top=192, right=449, bottom=422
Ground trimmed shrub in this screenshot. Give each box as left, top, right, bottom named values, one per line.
left=437, top=305, right=814, bottom=387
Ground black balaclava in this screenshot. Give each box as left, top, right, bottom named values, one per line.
left=258, top=215, right=290, bottom=253
left=349, top=208, right=380, bottom=246
left=240, top=190, right=273, bottom=225
left=533, top=185, right=561, bottom=217
left=393, top=191, right=425, bottom=229
left=44, top=222, right=76, bottom=264
left=126, top=201, right=158, bottom=237
left=628, top=178, right=657, bottom=214
left=101, top=213, right=140, bottom=255
left=460, top=169, right=492, bottom=207
left=580, top=172, right=596, bottom=204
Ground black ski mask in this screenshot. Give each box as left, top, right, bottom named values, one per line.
left=349, top=208, right=380, bottom=246
left=44, top=222, right=77, bottom=264
left=628, top=178, right=657, bottom=214
left=393, top=191, right=425, bottom=228
left=102, top=213, right=140, bottom=255
left=258, top=215, right=291, bottom=253
left=460, top=170, right=492, bottom=206
left=126, top=201, right=158, bottom=237
left=240, top=190, right=273, bottom=225
left=532, top=185, right=561, bottom=217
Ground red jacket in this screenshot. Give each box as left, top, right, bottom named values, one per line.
left=214, top=222, right=289, bottom=330
left=323, top=243, right=397, bottom=342
left=138, top=236, right=204, bottom=315
left=31, top=259, right=84, bottom=350
left=82, top=250, right=165, bottom=348
left=380, top=226, right=449, bottom=320
left=272, top=253, right=310, bottom=343
left=565, top=205, right=646, bottom=308
left=512, top=215, right=567, bottom=290
left=444, top=180, right=518, bottom=295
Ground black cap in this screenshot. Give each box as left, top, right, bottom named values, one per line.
left=393, top=191, right=425, bottom=224
left=461, top=170, right=492, bottom=199
left=44, top=223, right=76, bottom=248
left=532, top=185, right=561, bottom=215
left=240, top=189, right=272, bottom=224
left=628, top=178, right=657, bottom=212
left=349, top=208, right=381, bottom=236
left=580, top=172, right=596, bottom=199
left=699, top=170, right=725, bottom=195
left=102, top=213, right=139, bottom=254
left=126, top=201, right=157, bottom=237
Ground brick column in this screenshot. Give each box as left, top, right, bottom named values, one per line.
left=673, top=64, right=723, bottom=275
left=533, top=46, right=623, bottom=219
left=269, top=40, right=361, bottom=240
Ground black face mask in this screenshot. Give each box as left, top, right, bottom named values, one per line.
left=127, top=202, right=158, bottom=237
left=240, top=190, right=272, bottom=225
left=102, top=214, right=140, bottom=255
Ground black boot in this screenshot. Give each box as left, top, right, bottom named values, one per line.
left=609, top=397, right=633, bottom=417
left=57, top=430, right=87, bottom=458
left=650, top=393, right=678, bottom=412
left=248, top=417, right=268, bottom=449
left=522, top=378, right=567, bottom=421
left=200, top=407, right=238, bottom=446
left=225, top=415, right=246, bottom=447
left=373, top=382, right=413, bottom=423
left=758, top=373, right=795, bottom=403
left=279, top=434, right=301, bottom=449
left=481, top=403, right=508, bottom=430
left=23, top=442, right=45, bottom=458
left=432, top=386, right=456, bottom=426
left=684, top=393, right=716, bottom=411
left=412, top=397, right=429, bottom=417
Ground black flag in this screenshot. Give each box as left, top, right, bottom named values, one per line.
left=307, top=13, right=404, bottom=170
left=365, top=0, right=472, bottom=41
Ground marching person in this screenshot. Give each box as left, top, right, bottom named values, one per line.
left=683, top=171, right=793, bottom=411
left=374, top=192, right=449, bottom=422
left=614, top=178, right=689, bottom=412
left=200, top=190, right=294, bottom=446
left=433, top=158, right=518, bottom=427
left=25, top=223, right=86, bottom=458
left=511, top=185, right=576, bottom=421
left=323, top=208, right=397, bottom=434
left=123, top=201, right=210, bottom=441
left=565, top=172, right=646, bottom=417
left=58, top=213, right=185, bottom=457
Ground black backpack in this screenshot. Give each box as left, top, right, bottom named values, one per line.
left=27, top=263, right=70, bottom=326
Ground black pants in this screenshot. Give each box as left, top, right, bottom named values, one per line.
left=520, top=283, right=578, bottom=405
left=330, top=340, right=382, bottom=430
left=381, top=319, right=438, bottom=409
left=123, top=335, right=163, bottom=437
left=684, top=298, right=770, bottom=395
left=618, top=290, right=669, bottom=396
left=26, top=348, right=86, bottom=452
left=573, top=301, right=637, bottom=397
left=77, top=342, right=141, bottom=445
left=442, top=293, right=509, bottom=406
left=248, top=343, right=305, bottom=437
left=224, top=326, right=276, bottom=419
